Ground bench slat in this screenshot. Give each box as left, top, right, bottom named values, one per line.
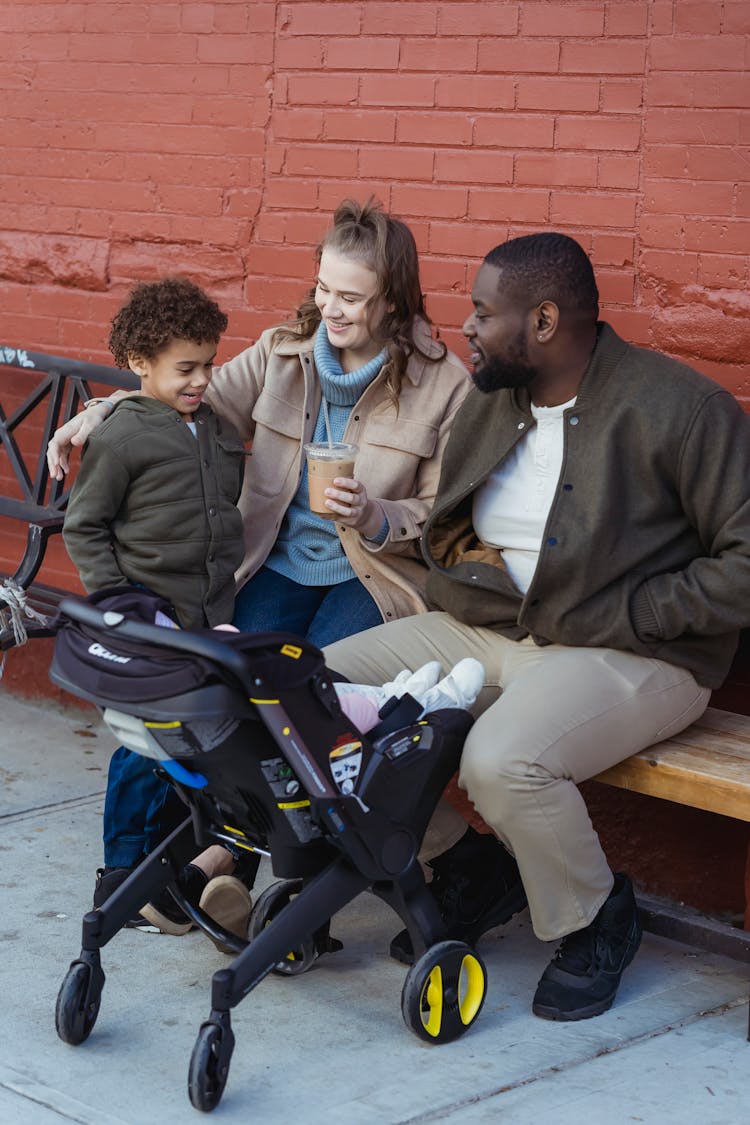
left=648, top=717, right=750, bottom=763
left=594, top=708, right=750, bottom=822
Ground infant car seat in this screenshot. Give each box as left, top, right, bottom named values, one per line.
left=51, top=588, right=488, bottom=1112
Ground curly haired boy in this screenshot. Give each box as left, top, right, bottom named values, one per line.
left=63, top=278, right=247, bottom=928
left=64, top=277, right=245, bottom=628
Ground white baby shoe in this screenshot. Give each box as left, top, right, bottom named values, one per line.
left=337, top=661, right=443, bottom=711
left=382, top=661, right=443, bottom=702
left=416, top=657, right=485, bottom=715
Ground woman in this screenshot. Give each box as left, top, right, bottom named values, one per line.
left=48, top=197, right=470, bottom=941
left=50, top=198, right=469, bottom=643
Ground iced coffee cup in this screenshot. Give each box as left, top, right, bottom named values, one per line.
left=304, top=442, right=359, bottom=519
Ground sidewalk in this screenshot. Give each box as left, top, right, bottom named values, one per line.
left=1, top=687, right=748, bottom=1124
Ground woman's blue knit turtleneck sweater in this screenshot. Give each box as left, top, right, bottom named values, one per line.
left=265, top=322, right=387, bottom=587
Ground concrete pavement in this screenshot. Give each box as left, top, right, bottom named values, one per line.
left=1, top=687, right=748, bottom=1124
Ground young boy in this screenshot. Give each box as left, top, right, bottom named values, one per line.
left=64, top=277, right=245, bottom=630
left=63, top=278, right=247, bottom=930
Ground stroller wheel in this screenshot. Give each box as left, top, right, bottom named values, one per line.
left=55, top=960, right=103, bottom=1045
left=188, top=1020, right=234, bottom=1112
left=248, top=879, right=317, bottom=976
left=401, top=940, right=487, bottom=1044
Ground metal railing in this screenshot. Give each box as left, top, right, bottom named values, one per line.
left=0, top=346, right=137, bottom=589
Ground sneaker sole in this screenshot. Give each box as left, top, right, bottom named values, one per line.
left=126, top=916, right=162, bottom=933
left=532, top=994, right=616, bottom=1021
left=137, top=901, right=193, bottom=936
left=198, top=877, right=253, bottom=954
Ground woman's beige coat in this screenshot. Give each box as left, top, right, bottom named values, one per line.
left=206, top=323, right=470, bottom=623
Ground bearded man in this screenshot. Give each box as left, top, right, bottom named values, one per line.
left=325, top=232, right=750, bottom=1022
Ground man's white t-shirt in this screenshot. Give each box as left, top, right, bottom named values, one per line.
left=472, top=397, right=576, bottom=594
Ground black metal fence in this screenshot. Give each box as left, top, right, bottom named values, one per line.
left=0, top=346, right=137, bottom=588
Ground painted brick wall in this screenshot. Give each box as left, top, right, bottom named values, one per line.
left=2, top=0, right=748, bottom=378
left=2, top=2, right=749, bottom=919
left=1, top=0, right=749, bottom=591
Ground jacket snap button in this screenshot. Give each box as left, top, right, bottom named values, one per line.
left=569, top=416, right=579, bottom=426
left=517, top=422, right=525, bottom=430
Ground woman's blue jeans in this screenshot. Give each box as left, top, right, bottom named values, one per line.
left=232, top=566, right=383, bottom=648
left=102, top=568, right=382, bottom=867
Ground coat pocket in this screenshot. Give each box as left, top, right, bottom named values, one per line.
left=364, top=415, right=438, bottom=460
left=215, top=433, right=246, bottom=502
left=247, top=392, right=305, bottom=496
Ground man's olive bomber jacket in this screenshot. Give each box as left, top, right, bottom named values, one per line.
left=423, top=323, right=750, bottom=689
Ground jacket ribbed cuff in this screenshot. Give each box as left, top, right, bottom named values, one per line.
left=630, top=585, right=661, bottom=641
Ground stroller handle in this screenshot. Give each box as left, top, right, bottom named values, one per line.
left=57, top=596, right=254, bottom=689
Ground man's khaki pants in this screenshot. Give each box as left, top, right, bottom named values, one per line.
left=324, top=612, right=710, bottom=942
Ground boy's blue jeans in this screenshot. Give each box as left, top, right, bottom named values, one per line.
left=103, top=746, right=184, bottom=868
left=102, top=569, right=382, bottom=867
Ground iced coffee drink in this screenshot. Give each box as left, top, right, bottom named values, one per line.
left=304, top=442, right=358, bottom=519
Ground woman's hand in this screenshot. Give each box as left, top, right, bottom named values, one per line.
left=47, top=407, right=104, bottom=480
left=324, top=476, right=385, bottom=539
left=47, top=397, right=122, bottom=479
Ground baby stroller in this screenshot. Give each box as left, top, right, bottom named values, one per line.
left=50, top=588, right=489, bottom=1113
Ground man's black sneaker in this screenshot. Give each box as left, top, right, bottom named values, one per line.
left=532, top=872, right=643, bottom=1021
left=92, top=865, right=149, bottom=929
left=390, top=827, right=528, bottom=964
left=138, top=863, right=209, bottom=935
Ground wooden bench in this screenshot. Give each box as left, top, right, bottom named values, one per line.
left=0, top=345, right=136, bottom=653
left=595, top=707, right=750, bottom=826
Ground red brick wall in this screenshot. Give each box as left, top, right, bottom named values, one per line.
left=2, top=1, right=749, bottom=918
left=1, top=1, right=748, bottom=390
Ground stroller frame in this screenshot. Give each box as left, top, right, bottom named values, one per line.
left=51, top=594, right=489, bottom=1112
